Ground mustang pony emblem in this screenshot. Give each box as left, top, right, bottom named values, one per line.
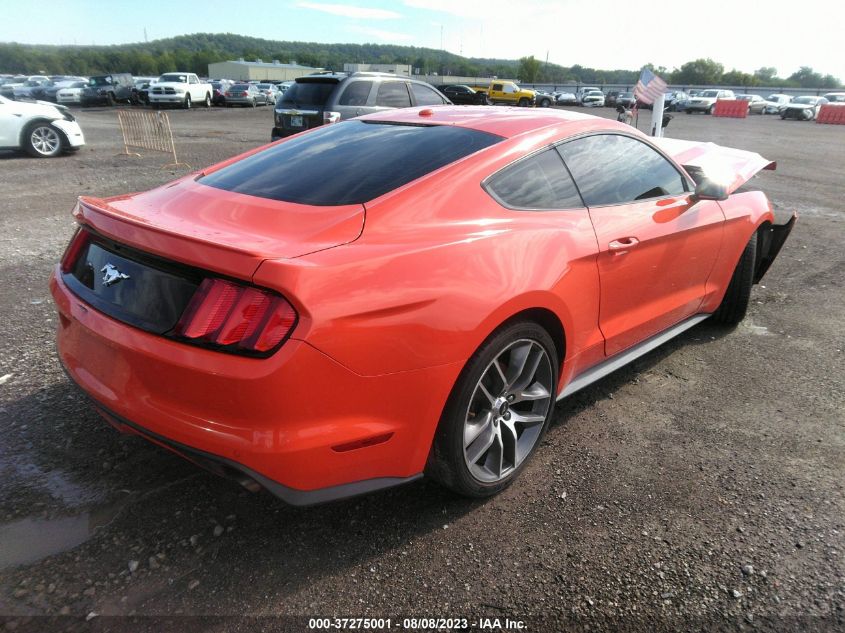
left=101, top=263, right=130, bottom=287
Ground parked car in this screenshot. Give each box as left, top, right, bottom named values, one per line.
left=11, top=77, right=51, bottom=100
left=577, top=87, right=601, bottom=102
left=780, top=96, right=829, bottom=120
left=51, top=106, right=794, bottom=504
left=605, top=91, right=621, bottom=107
left=148, top=72, right=213, bottom=109
left=224, top=83, right=270, bottom=107
left=555, top=92, right=578, bottom=105
left=616, top=92, right=636, bottom=108
left=581, top=90, right=605, bottom=107
left=436, top=84, right=489, bottom=105
left=41, top=78, right=88, bottom=102
left=736, top=94, right=767, bottom=114
left=210, top=80, right=233, bottom=105
left=256, top=83, right=280, bottom=102
left=81, top=74, right=136, bottom=106
left=685, top=89, right=735, bottom=114
left=271, top=72, right=449, bottom=140
left=0, top=94, right=85, bottom=157
left=278, top=81, right=295, bottom=94
left=822, top=92, right=845, bottom=104
left=532, top=89, right=555, bottom=108
left=56, top=81, right=89, bottom=105
left=762, top=94, right=792, bottom=114
left=473, top=81, right=536, bottom=107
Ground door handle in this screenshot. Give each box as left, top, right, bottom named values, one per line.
left=608, top=237, right=640, bottom=252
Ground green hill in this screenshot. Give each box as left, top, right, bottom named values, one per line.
left=0, top=32, right=640, bottom=84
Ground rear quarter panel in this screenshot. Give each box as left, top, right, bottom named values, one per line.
left=252, top=132, right=606, bottom=385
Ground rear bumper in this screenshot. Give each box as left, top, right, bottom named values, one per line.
left=50, top=268, right=456, bottom=503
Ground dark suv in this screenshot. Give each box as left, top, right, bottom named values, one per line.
left=271, top=72, right=451, bottom=140
left=81, top=73, right=136, bottom=106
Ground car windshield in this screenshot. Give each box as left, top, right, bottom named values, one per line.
left=700, top=90, right=719, bottom=98
left=825, top=94, right=845, bottom=102
left=231, top=84, right=250, bottom=90
left=620, top=93, right=633, bottom=98
left=280, top=81, right=336, bottom=107
left=88, top=77, right=112, bottom=86
left=71, top=82, right=86, bottom=88
left=23, top=80, right=42, bottom=86
left=159, top=74, right=188, bottom=83
left=792, top=97, right=814, bottom=104
left=199, top=120, right=504, bottom=206
left=257, top=84, right=272, bottom=89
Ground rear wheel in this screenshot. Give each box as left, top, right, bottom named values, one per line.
left=712, top=232, right=757, bottom=325
left=24, top=122, right=64, bottom=158
left=427, top=321, right=558, bottom=498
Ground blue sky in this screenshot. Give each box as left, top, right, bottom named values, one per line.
left=1, top=0, right=843, bottom=81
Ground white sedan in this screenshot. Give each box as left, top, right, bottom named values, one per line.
left=56, top=81, right=88, bottom=104
left=0, top=95, right=85, bottom=157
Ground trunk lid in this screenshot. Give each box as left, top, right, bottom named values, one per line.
left=653, top=138, right=776, bottom=194
left=75, top=176, right=365, bottom=280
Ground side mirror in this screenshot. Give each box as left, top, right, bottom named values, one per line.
left=693, top=179, right=729, bottom=202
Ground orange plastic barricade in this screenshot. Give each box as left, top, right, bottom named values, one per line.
left=712, top=100, right=748, bottom=118
left=816, top=104, right=845, bottom=125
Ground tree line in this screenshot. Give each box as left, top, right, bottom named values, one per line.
left=0, top=33, right=840, bottom=89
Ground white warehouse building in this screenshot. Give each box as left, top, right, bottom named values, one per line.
left=207, top=59, right=323, bottom=81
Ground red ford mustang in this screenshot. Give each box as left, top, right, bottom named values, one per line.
left=51, top=106, right=795, bottom=504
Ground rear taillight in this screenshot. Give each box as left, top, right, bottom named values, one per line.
left=323, top=111, right=341, bottom=124
left=174, top=278, right=297, bottom=355
left=60, top=228, right=91, bottom=273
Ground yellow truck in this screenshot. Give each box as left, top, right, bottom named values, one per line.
left=472, top=81, right=537, bottom=107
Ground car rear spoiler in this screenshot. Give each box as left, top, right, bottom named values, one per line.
left=653, top=138, right=776, bottom=194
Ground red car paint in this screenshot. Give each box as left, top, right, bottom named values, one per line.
left=51, top=106, right=792, bottom=504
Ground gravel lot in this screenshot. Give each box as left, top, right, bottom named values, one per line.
left=0, top=104, right=843, bottom=633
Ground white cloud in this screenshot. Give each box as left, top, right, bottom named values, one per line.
left=348, top=25, right=415, bottom=43
left=296, top=2, right=401, bottom=19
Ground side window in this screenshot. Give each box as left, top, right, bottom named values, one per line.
left=492, top=83, right=503, bottom=92
left=485, top=149, right=584, bottom=211
left=411, top=83, right=446, bottom=106
left=558, top=134, right=687, bottom=206
left=376, top=82, right=411, bottom=108
left=338, top=81, right=373, bottom=106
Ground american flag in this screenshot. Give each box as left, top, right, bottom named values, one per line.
left=633, top=68, right=667, bottom=105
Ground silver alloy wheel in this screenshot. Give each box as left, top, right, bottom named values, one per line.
left=30, top=126, right=61, bottom=156
left=463, top=339, right=553, bottom=483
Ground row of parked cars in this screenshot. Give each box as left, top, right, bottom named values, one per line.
left=0, top=73, right=300, bottom=109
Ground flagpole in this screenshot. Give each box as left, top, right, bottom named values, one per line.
left=651, top=92, right=666, bottom=138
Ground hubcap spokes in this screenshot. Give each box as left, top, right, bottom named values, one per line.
left=463, top=339, right=553, bottom=483
left=32, top=127, right=59, bottom=154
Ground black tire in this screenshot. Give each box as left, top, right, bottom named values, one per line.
left=427, top=320, right=559, bottom=498
left=251, top=98, right=257, bottom=108
left=539, top=98, right=551, bottom=108
left=204, top=93, right=212, bottom=107
left=712, top=232, right=757, bottom=325
left=183, top=94, right=192, bottom=109
left=23, top=122, right=65, bottom=158
left=518, top=97, right=530, bottom=107
left=106, top=92, right=116, bottom=107
left=707, top=105, right=714, bottom=114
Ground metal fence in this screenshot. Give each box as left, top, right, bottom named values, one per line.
left=117, top=110, right=189, bottom=169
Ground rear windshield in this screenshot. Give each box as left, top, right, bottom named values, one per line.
left=279, top=81, right=336, bottom=107
left=199, top=120, right=503, bottom=206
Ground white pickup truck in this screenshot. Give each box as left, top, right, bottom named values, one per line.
left=148, top=72, right=213, bottom=109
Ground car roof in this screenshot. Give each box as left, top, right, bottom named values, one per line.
left=357, top=105, right=616, bottom=139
